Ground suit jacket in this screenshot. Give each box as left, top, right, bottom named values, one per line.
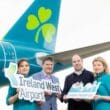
left=61, top=69, right=94, bottom=110
left=33, top=71, right=59, bottom=110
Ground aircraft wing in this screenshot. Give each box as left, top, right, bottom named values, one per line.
left=40, top=41, right=110, bottom=72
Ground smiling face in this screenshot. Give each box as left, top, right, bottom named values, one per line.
left=93, top=61, right=105, bottom=74
left=18, top=60, right=30, bottom=75
left=92, top=57, right=109, bottom=75
left=42, top=60, right=54, bottom=75
left=72, top=54, right=83, bottom=71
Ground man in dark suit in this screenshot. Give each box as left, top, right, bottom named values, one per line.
left=61, top=53, right=94, bottom=110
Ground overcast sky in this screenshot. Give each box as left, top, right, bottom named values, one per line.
left=0, top=0, right=110, bottom=109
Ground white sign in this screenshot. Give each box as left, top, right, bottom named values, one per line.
left=4, top=62, right=60, bottom=102
left=66, top=81, right=100, bottom=99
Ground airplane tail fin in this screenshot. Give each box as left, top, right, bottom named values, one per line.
left=0, top=0, right=61, bottom=86
left=3, top=0, right=61, bottom=53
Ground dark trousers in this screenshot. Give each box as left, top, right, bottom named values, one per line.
left=68, top=100, right=92, bottom=110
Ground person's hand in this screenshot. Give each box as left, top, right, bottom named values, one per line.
left=94, top=95, right=102, bottom=100
left=37, top=100, right=45, bottom=105
left=56, top=92, right=61, bottom=99
left=74, top=82, right=80, bottom=86
left=63, top=95, right=67, bottom=101
left=44, top=91, right=52, bottom=96
left=16, top=88, right=20, bottom=93
left=16, top=88, right=20, bottom=97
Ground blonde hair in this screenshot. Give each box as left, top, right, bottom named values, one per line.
left=92, top=56, right=109, bottom=74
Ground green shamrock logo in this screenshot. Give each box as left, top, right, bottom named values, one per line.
left=26, top=7, right=56, bottom=43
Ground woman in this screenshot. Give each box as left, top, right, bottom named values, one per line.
left=6, top=59, right=37, bottom=110
left=92, top=56, right=110, bottom=110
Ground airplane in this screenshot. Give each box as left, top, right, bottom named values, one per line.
left=0, top=0, right=61, bottom=86
left=1, top=0, right=110, bottom=88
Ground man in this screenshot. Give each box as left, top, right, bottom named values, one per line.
left=33, top=56, right=61, bottom=110
left=61, top=53, right=94, bottom=110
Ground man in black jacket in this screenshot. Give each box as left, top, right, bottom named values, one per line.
left=61, top=53, right=94, bottom=110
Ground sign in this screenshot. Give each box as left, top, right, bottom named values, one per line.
left=66, top=81, right=100, bottom=99
left=4, top=62, right=60, bottom=102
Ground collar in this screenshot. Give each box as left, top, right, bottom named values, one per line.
left=96, top=72, right=105, bottom=78
left=74, top=68, right=84, bottom=75
left=42, top=70, right=51, bottom=78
